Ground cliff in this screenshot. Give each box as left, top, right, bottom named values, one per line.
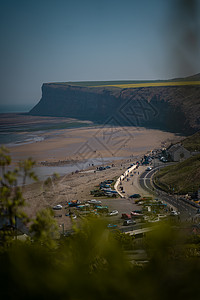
left=30, top=75, right=200, bottom=134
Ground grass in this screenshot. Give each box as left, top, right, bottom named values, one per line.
left=53, top=80, right=200, bottom=89
left=182, top=131, right=200, bottom=152
left=91, top=81, right=200, bottom=89
left=154, top=154, right=200, bottom=194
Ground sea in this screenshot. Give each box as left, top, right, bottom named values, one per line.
left=0, top=104, right=45, bottom=146
left=0, top=105, right=132, bottom=182
left=0, top=104, right=33, bottom=114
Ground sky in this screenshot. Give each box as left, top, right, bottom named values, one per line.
left=0, top=0, right=200, bottom=111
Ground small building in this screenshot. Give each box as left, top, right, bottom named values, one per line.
left=167, top=144, right=191, bottom=162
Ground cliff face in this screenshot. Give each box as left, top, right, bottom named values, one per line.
left=30, top=83, right=200, bottom=134
left=30, top=84, right=121, bottom=122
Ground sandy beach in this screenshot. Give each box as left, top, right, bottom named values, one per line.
left=5, top=124, right=181, bottom=230
left=1, top=114, right=183, bottom=229
left=8, top=125, right=180, bottom=165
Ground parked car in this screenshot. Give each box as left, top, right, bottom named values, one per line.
left=98, top=166, right=106, bottom=171
left=123, top=219, right=136, bottom=226
left=90, top=190, right=105, bottom=197
left=105, top=192, right=117, bottom=198
left=53, top=204, right=62, bottom=210
left=170, top=210, right=180, bottom=216
left=160, top=157, right=168, bottom=162
left=96, top=205, right=109, bottom=213
left=87, top=199, right=102, bottom=205
left=129, top=194, right=141, bottom=199
left=109, top=210, right=119, bottom=216
left=146, top=167, right=152, bottom=171
left=68, top=200, right=80, bottom=207
left=148, top=217, right=160, bottom=223
left=104, top=180, right=114, bottom=184
left=107, top=223, right=118, bottom=229
left=121, top=213, right=132, bottom=219
left=131, top=211, right=144, bottom=217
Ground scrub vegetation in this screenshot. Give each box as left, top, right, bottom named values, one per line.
left=1, top=147, right=200, bottom=299
left=182, top=131, right=200, bottom=152
left=154, top=154, right=200, bottom=194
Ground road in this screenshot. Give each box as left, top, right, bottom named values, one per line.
left=138, top=161, right=199, bottom=221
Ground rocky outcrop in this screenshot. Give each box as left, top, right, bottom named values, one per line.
left=30, top=81, right=200, bottom=135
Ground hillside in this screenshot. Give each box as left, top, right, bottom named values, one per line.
left=181, top=131, right=200, bottom=151
left=29, top=74, right=200, bottom=134
left=154, top=154, right=200, bottom=194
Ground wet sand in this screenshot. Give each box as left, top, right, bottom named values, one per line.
left=14, top=125, right=182, bottom=229
left=8, top=126, right=181, bottom=165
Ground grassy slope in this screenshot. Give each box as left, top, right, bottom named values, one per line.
left=182, top=131, right=200, bottom=151
left=154, top=154, right=200, bottom=194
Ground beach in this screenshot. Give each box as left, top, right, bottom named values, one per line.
left=0, top=114, right=183, bottom=228
left=6, top=125, right=181, bottom=230
left=7, top=124, right=180, bottom=166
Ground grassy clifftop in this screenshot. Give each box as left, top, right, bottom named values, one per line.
left=30, top=73, right=200, bottom=134
left=154, top=154, right=200, bottom=194
left=51, top=73, right=200, bottom=88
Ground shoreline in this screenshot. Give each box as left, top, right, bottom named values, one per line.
left=2, top=121, right=183, bottom=229
left=6, top=126, right=182, bottom=167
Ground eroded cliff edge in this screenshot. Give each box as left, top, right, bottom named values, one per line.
left=29, top=82, right=200, bottom=135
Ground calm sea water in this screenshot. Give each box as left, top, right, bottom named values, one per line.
left=0, top=132, right=45, bottom=145
left=34, top=156, right=129, bottom=181
left=0, top=104, right=36, bottom=145
left=8, top=156, right=130, bottom=185
left=0, top=104, right=34, bottom=113
left=0, top=106, right=135, bottom=183
left=0, top=106, right=92, bottom=145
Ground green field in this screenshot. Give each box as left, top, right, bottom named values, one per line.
left=91, top=81, right=200, bottom=89
left=54, top=79, right=200, bottom=89
left=57, top=80, right=163, bottom=87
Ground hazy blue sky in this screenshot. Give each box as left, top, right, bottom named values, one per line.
left=0, top=0, right=199, bottom=110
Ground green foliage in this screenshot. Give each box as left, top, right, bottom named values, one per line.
left=44, top=176, right=52, bottom=186
left=154, top=154, right=200, bottom=193
left=0, top=147, right=37, bottom=245
left=18, top=157, right=38, bottom=184
left=114, top=230, right=135, bottom=250
left=0, top=145, right=11, bottom=167
left=44, top=173, right=59, bottom=186
left=1, top=221, right=200, bottom=299
left=30, top=208, right=59, bottom=248
left=2, top=147, right=200, bottom=298
left=52, top=172, right=59, bottom=180
left=182, top=131, right=200, bottom=151
left=185, top=234, right=200, bottom=245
